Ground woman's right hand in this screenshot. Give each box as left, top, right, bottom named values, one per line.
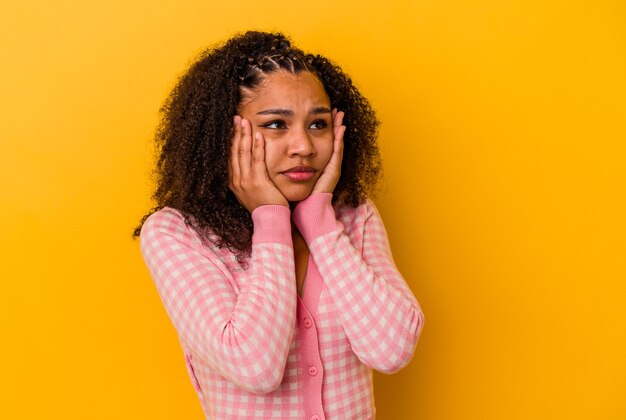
left=228, top=116, right=288, bottom=213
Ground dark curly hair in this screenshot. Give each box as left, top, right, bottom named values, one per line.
left=134, top=31, right=382, bottom=260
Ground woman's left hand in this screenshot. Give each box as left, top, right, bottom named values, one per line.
left=310, top=108, right=346, bottom=195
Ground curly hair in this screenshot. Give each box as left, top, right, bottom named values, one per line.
left=134, top=31, right=382, bottom=261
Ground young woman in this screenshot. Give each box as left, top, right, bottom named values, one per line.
left=136, top=31, right=424, bottom=419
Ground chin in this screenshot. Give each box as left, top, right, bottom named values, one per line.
left=282, top=186, right=314, bottom=203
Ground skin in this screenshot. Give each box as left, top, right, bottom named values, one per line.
left=228, top=70, right=346, bottom=295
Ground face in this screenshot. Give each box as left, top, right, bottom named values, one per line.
left=237, top=70, right=334, bottom=203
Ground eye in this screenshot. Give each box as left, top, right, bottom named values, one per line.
left=263, top=119, right=287, bottom=129
left=309, top=119, right=328, bottom=130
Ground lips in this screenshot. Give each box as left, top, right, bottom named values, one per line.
left=282, top=166, right=316, bottom=181
left=283, top=166, right=315, bottom=173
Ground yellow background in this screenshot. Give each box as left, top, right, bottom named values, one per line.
left=1, top=0, right=625, bottom=418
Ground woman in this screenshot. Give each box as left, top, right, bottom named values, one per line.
left=136, top=31, right=424, bottom=419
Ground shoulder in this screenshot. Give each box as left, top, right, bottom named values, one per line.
left=140, top=207, right=242, bottom=268
left=141, top=207, right=190, bottom=240
left=139, top=207, right=206, bottom=254
left=335, top=197, right=379, bottom=222
left=334, top=197, right=381, bottom=234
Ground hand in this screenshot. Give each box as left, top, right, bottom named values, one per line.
left=310, top=109, right=346, bottom=195
left=228, top=116, right=289, bottom=213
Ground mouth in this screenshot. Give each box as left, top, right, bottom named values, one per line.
left=282, top=166, right=316, bottom=181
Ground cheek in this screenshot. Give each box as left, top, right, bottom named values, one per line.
left=262, top=139, right=283, bottom=173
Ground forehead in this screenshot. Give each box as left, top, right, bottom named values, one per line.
left=239, top=71, right=330, bottom=111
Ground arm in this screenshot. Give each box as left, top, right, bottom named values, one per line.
left=140, top=205, right=297, bottom=393
left=292, top=193, right=425, bottom=373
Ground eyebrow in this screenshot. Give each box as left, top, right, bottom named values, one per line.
left=257, top=106, right=331, bottom=116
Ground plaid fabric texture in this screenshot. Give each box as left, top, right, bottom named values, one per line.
left=140, top=193, right=424, bottom=419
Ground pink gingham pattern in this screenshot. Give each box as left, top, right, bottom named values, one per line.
left=140, top=193, right=424, bottom=419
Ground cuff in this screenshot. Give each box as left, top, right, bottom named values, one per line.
left=292, top=193, right=342, bottom=243
left=251, top=205, right=292, bottom=245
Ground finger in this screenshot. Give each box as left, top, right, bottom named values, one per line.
left=238, top=118, right=252, bottom=179
left=332, top=125, right=346, bottom=162
left=334, top=123, right=345, bottom=146
left=332, top=109, right=342, bottom=141
left=321, top=124, right=345, bottom=177
left=336, top=125, right=346, bottom=158
left=252, top=131, right=267, bottom=177
left=333, top=111, right=344, bottom=138
left=333, top=109, right=344, bottom=128
left=332, top=107, right=337, bottom=121
left=229, top=115, right=242, bottom=186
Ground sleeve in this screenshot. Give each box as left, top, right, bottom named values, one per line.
left=140, top=206, right=297, bottom=394
left=292, top=193, right=425, bottom=374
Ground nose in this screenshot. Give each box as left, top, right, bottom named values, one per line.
left=287, top=125, right=316, bottom=158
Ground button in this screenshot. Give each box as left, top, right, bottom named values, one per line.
left=310, top=416, right=321, bottom=420
left=308, top=366, right=318, bottom=376
left=303, top=318, right=313, bottom=328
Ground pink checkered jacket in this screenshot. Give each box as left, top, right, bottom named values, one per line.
left=140, top=192, right=425, bottom=419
